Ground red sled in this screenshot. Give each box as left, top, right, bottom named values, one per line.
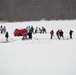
left=14, top=28, right=27, bottom=36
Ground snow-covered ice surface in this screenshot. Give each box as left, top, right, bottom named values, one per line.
left=0, top=20, right=76, bottom=75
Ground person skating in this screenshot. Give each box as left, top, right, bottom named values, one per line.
left=3, top=26, right=6, bottom=33
left=69, top=30, right=73, bottom=39
left=50, top=30, right=54, bottom=39
left=42, top=27, right=47, bottom=34
left=59, top=29, right=64, bottom=39
left=30, top=26, right=34, bottom=33
left=39, top=28, right=42, bottom=34
left=0, top=25, right=3, bottom=34
left=56, top=30, right=60, bottom=40
left=28, top=28, right=32, bottom=39
left=5, top=31, right=9, bottom=41
left=35, top=27, right=38, bottom=33
left=22, top=29, right=28, bottom=40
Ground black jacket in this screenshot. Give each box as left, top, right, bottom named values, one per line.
left=5, top=32, right=9, bottom=38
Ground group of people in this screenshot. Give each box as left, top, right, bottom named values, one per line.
left=34, top=26, right=47, bottom=34
left=50, top=29, right=73, bottom=40
left=26, top=26, right=47, bottom=34
left=22, top=26, right=47, bottom=40
left=4, top=29, right=74, bottom=41
left=22, top=26, right=33, bottom=40
left=0, top=24, right=74, bottom=41
left=0, top=25, right=9, bottom=41
left=0, top=25, right=6, bottom=34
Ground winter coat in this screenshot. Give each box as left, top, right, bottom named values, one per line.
left=69, top=30, right=73, bottom=35
left=50, top=30, right=54, bottom=36
left=60, top=30, right=63, bottom=37
left=5, top=32, right=9, bottom=38
left=28, top=32, right=32, bottom=39
left=56, top=30, right=60, bottom=36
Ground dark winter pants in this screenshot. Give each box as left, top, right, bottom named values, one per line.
left=51, top=35, right=53, bottom=39
left=70, top=35, right=72, bottom=39
left=28, top=32, right=32, bottom=39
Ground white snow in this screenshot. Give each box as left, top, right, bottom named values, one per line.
left=0, top=20, right=76, bottom=75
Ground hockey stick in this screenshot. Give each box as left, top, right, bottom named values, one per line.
left=9, top=36, right=15, bottom=41
left=33, top=37, right=39, bottom=40
left=53, top=35, right=57, bottom=39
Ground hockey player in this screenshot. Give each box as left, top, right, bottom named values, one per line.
left=22, top=29, right=28, bottom=40
left=0, top=25, right=3, bottom=34
left=56, top=30, right=60, bottom=40
left=69, top=30, right=73, bottom=39
left=5, top=31, right=9, bottom=41
left=42, top=27, right=47, bottom=34
left=28, top=28, right=32, bottom=39
left=39, top=28, right=42, bottom=34
left=3, top=26, right=6, bottom=33
left=35, top=27, right=38, bottom=33
left=50, top=30, right=54, bottom=39
left=30, top=26, right=34, bottom=33
left=59, top=29, right=64, bottom=39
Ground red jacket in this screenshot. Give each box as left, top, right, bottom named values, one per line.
left=50, top=30, right=54, bottom=36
